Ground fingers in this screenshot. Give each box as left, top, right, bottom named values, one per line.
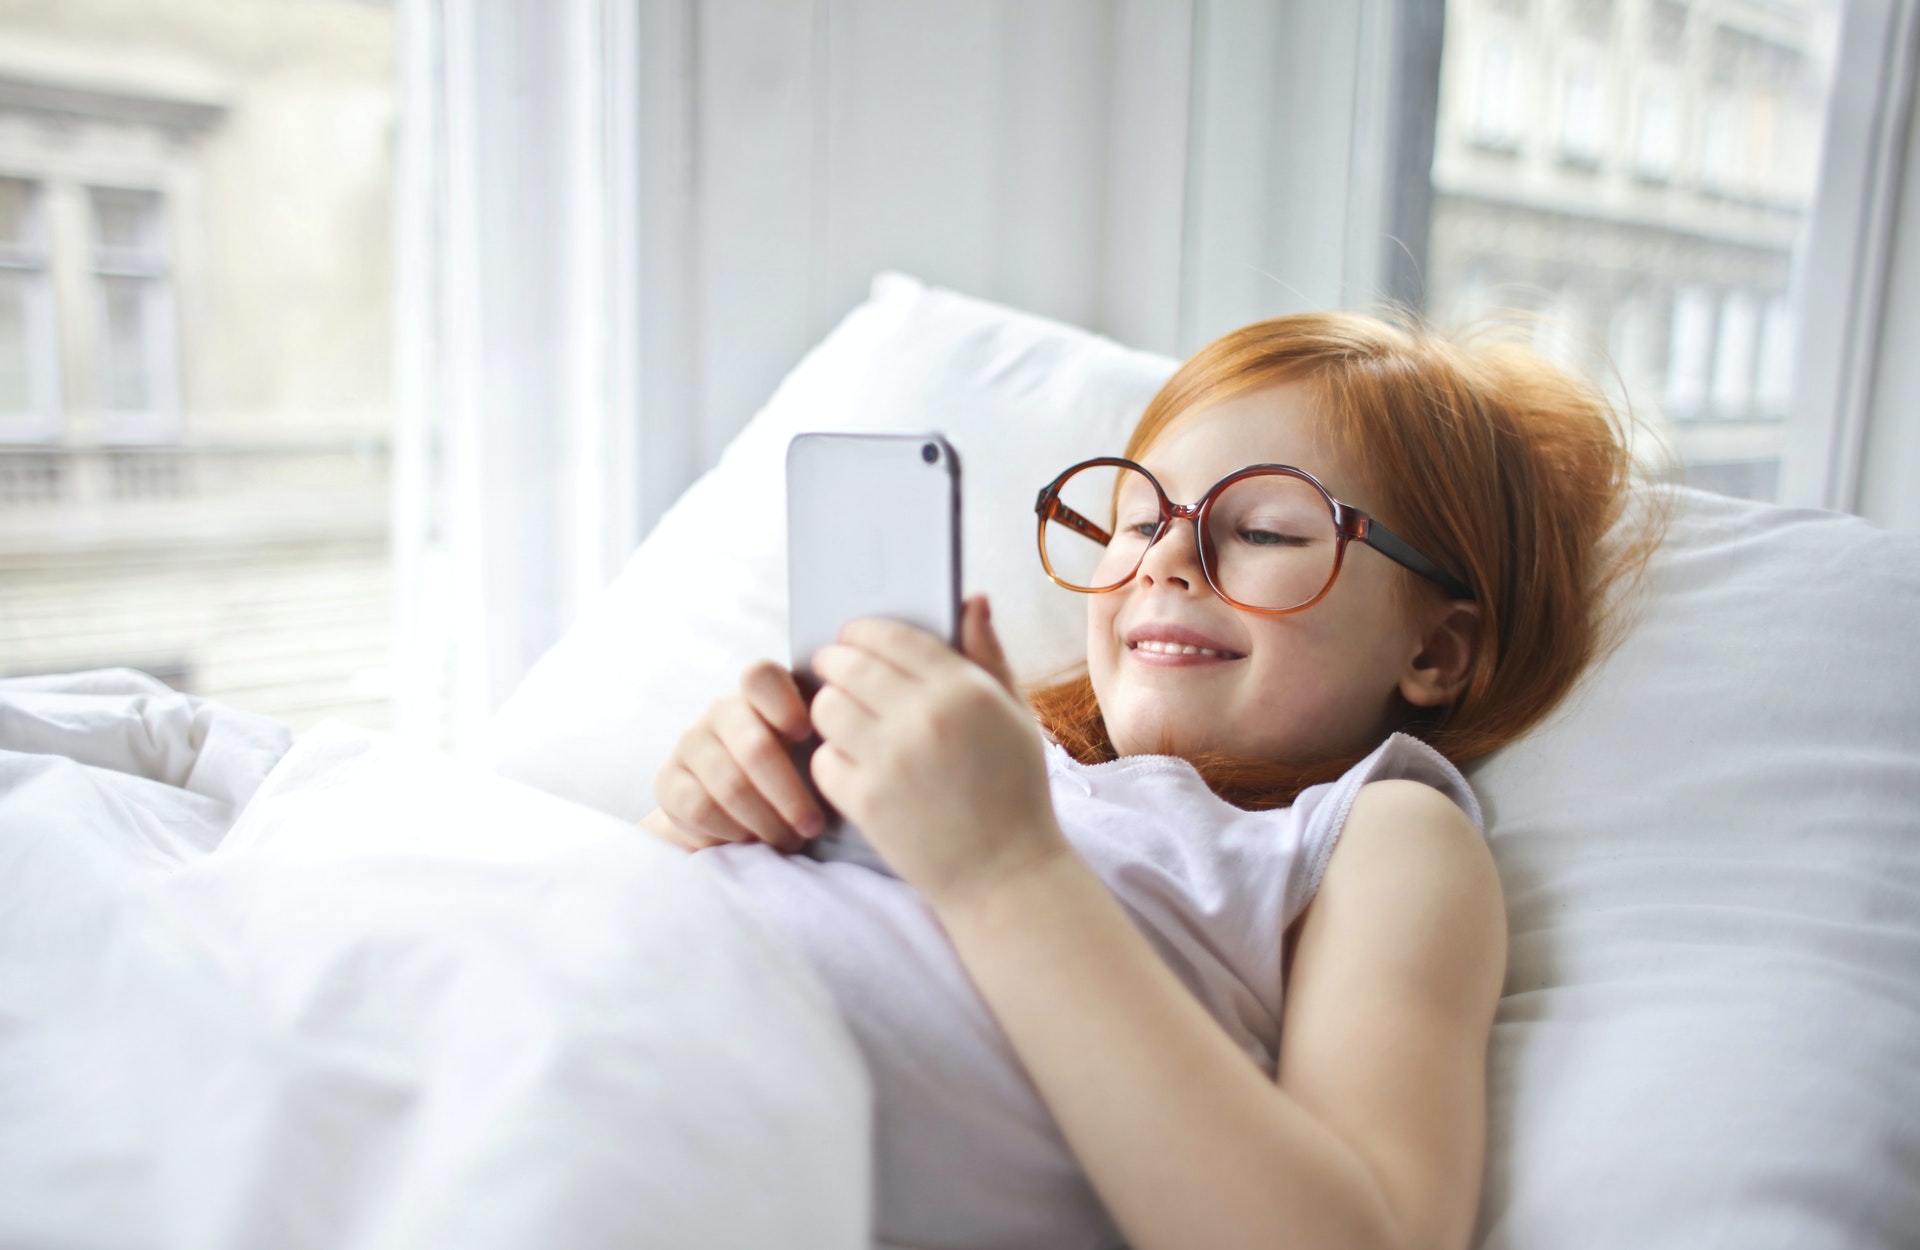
left=637, top=807, right=728, bottom=852
left=959, top=595, right=1018, bottom=692
left=837, top=615, right=955, bottom=672
left=740, top=659, right=812, bottom=742
left=813, top=609, right=1016, bottom=761
left=684, top=710, right=807, bottom=851
left=809, top=740, right=859, bottom=821
left=809, top=680, right=880, bottom=761
left=811, top=641, right=916, bottom=712
left=654, top=682, right=824, bottom=851
left=712, top=693, right=824, bottom=838
left=654, top=756, right=764, bottom=847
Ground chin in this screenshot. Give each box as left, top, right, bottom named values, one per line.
left=1106, top=710, right=1215, bottom=760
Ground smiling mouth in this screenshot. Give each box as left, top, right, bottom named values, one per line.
left=1127, top=639, right=1242, bottom=661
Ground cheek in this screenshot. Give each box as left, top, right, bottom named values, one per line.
left=1241, top=594, right=1409, bottom=707
left=1085, top=597, right=1120, bottom=687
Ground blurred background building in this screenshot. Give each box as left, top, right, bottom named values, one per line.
left=1428, top=0, right=1840, bottom=500
left=0, top=0, right=395, bottom=730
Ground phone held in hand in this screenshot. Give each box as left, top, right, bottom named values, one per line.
left=786, top=432, right=963, bottom=874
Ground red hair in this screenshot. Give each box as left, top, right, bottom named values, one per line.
left=1028, top=311, right=1662, bottom=810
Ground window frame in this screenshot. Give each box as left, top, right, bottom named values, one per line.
left=0, top=174, right=63, bottom=442
left=86, top=183, right=181, bottom=442
left=1780, top=0, right=1920, bottom=517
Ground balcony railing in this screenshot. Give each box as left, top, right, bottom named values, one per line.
left=0, top=440, right=391, bottom=553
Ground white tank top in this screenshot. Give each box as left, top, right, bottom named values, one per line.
left=695, top=732, right=1481, bottom=1250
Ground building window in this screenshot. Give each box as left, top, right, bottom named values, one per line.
left=1607, top=288, right=1658, bottom=384
left=1755, top=294, right=1795, bottom=416
left=0, top=176, right=59, bottom=441
left=1559, top=62, right=1606, bottom=164
left=1634, top=81, right=1679, bottom=180
left=1711, top=289, right=1759, bottom=416
left=1667, top=286, right=1716, bottom=418
left=1746, top=90, right=1783, bottom=201
left=1473, top=37, right=1523, bottom=147
left=89, top=187, right=177, bottom=439
left=1699, top=91, right=1744, bottom=193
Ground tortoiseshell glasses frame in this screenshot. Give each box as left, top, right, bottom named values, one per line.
left=1033, top=457, right=1476, bottom=614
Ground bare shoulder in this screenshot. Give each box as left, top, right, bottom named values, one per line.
left=1301, top=777, right=1505, bottom=1026
left=1327, top=781, right=1499, bottom=915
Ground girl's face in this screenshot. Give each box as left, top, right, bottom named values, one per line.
left=1086, top=381, right=1469, bottom=765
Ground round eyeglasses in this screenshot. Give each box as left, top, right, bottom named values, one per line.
left=1034, top=457, right=1475, bottom=613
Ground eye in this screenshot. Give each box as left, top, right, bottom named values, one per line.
left=1237, top=523, right=1314, bottom=548
left=1112, top=507, right=1161, bottom=541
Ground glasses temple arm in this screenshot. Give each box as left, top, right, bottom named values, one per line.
left=1037, top=493, right=1112, bottom=546
left=1349, top=512, right=1476, bottom=601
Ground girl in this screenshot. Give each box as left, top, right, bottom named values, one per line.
left=640, top=312, right=1646, bottom=1250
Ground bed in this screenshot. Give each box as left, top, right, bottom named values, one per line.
left=4, top=274, right=1917, bottom=1249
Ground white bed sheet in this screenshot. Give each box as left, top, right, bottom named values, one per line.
left=0, top=673, right=872, bottom=1250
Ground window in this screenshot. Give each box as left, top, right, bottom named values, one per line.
left=1710, top=289, right=1759, bottom=417
left=1559, top=62, right=1605, bottom=165
left=1755, top=295, right=1794, bottom=416
left=1666, top=286, right=1715, bottom=417
left=1473, top=37, right=1523, bottom=147
left=90, top=188, right=177, bottom=438
left=1634, top=81, right=1679, bottom=181
left=1699, top=91, right=1744, bottom=193
left=0, top=1, right=397, bottom=732
left=1606, top=287, right=1659, bottom=388
left=0, top=177, right=58, bottom=441
left=1428, top=0, right=1843, bottom=501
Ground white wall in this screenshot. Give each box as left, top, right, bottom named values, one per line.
left=632, top=0, right=1425, bottom=535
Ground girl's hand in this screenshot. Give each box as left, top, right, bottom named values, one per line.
left=809, top=595, right=1069, bottom=907
left=654, top=660, right=826, bottom=853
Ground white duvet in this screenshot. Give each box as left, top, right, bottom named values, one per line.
left=0, top=671, right=871, bottom=1250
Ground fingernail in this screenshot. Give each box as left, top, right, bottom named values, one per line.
left=798, top=814, right=824, bottom=839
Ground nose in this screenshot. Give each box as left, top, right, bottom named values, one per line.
left=1137, top=514, right=1205, bottom=592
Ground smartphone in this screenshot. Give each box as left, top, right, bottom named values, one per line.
left=786, top=432, right=963, bottom=873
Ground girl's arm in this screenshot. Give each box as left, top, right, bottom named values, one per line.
left=808, top=603, right=1505, bottom=1250
left=932, top=778, right=1504, bottom=1250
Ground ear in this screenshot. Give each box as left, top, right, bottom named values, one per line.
left=1398, top=600, right=1482, bottom=709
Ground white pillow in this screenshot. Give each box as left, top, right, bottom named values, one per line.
left=484, top=273, right=1176, bottom=820
left=488, top=276, right=1920, bottom=1247
left=1467, top=488, right=1920, bottom=1248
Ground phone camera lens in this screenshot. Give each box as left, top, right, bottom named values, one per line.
left=921, top=442, right=939, bottom=464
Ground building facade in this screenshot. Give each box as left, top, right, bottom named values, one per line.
left=1428, top=0, right=1840, bottom=498
left=0, top=0, right=395, bottom=729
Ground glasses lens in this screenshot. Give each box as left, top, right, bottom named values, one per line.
left=1040, top=463, right=1163, bottom=591
left=1203, top=472, right=1339, bottom=610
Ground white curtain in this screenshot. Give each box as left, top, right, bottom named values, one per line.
left=392, top=0, right=644, bottom=752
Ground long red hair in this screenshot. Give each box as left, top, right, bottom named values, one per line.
left=1028, top=311, right=1661, bottom=810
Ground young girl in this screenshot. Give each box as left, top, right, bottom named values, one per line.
left=640, top=312, right=1644, bottom=1250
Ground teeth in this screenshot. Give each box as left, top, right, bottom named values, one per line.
left=1132, top=639, right=1226, bottom=658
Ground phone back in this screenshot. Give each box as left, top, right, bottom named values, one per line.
left=787, top=432, right=961, bottom=684
left=786, top=432, right=962, bottom=872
